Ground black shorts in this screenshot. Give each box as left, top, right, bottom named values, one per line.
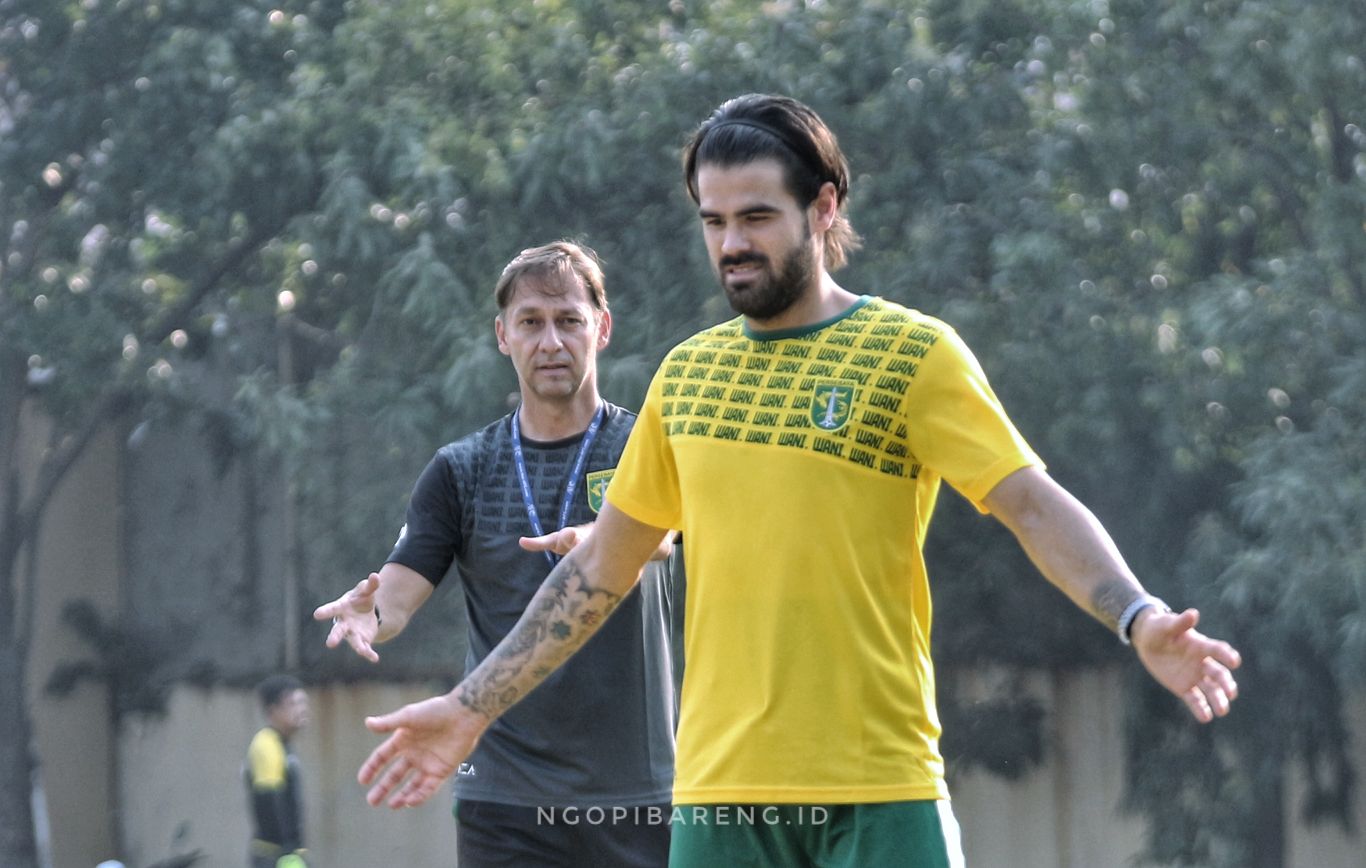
left=456, top=799, right=671, bottom=868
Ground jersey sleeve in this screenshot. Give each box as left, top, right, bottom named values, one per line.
left=603, top=370, right=684, bottom=531
left=247, top=728, right=288, bottom=790
left=385, top=449, right=464, bottom=585
left=904, top=324, right=1043, bottom=512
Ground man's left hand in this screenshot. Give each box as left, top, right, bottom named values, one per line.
left=1132, top=607, right=1242, bottom=723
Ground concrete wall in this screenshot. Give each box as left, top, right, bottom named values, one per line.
left=1285, top=693, right=1366, bottom=868
left=117, top=683, right=459, bottom=868
left=112, top=686, right=453, bottom=868
left=99, top=676, right=1365, bottom=868
left=950, top=669, right=1145, bottom=868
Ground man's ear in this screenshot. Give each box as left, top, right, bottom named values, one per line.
left=808, top=181, right=838, bottom=233
left=596, top=309, right=613, bottom=350
left=494, top=314, right=510, bottom=356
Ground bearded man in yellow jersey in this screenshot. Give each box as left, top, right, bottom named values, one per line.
left=349, top=94, right=1243, bottom=868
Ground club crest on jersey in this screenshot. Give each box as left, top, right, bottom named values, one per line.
left=810, top=380, right=855, bottom=432
left=585, top=468, right=615, bottom=514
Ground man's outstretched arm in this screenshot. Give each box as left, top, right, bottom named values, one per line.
left=984, top=465, right=1242, bottom=723
left=356, top=502, right=669, bottom=809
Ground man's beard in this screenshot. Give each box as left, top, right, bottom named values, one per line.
left=718, top=238, right=816, bottom=321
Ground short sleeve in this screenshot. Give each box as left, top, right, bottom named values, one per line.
left=904, top=325, right=1042, bottom=511
left=603, top=369, right=684, bottom=532
left=247, top=729, right=287, bottom=790
left=386, top=450, right=464, bottom=584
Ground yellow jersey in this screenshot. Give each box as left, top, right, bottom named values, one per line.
left=606, top=297, right=1041, bottom=804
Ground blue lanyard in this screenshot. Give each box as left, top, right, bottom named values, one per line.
left=510, top=404, right=606, bottom=568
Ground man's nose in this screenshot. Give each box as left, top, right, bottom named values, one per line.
left=537, top=324, right=565, bottom=350
left=721, top=224, right=751, bottom=257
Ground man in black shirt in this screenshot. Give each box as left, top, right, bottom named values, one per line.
left=316, top=241, right=678, bottom=867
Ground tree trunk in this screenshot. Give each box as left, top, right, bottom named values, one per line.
left=0, top=356, right=40, bottom=866
left=0, top=631, right=39, bottom=868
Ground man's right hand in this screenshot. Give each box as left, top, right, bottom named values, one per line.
left=360, top=692, right=488, bottom=808
left=314, top=573, right=383, bottom=663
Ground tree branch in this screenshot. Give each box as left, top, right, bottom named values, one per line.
left=12, top=385, right=135, bottom=558
left=140, top=217, right=287, bottom=347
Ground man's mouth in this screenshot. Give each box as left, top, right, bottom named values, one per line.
left=722, top=257, right=767, bottom=285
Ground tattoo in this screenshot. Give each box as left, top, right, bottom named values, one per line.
left=455, top=551, right=623, bottom=720
left=1090, top=579, right=1141, bottom=632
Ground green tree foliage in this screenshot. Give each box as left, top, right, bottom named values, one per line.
left=1026, top=2, right=1366, bottom=864
left=2, top=0, right=1363, bottom=865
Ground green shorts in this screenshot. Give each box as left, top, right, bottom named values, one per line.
left=668, top=801, right=964, bottom=868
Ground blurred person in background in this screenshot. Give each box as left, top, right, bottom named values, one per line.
left=245, top=674, right=309, bottom=868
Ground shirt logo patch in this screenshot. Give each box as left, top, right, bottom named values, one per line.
left=810, top=380, right=855, bottom=432
left=585, top=468, right=615, bottom=514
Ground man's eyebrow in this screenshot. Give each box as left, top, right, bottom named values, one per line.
left=509, top=301, right=584, bottom=318
left=698, top=203, right=782, bottom=219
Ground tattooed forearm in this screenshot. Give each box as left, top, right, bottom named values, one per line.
left=455, top=551, right=623, bottom=720
left=1090, top=578, right=1142, bottom=632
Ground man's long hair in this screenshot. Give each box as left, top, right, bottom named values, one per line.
left=682, top=94, right=862, bottom=271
